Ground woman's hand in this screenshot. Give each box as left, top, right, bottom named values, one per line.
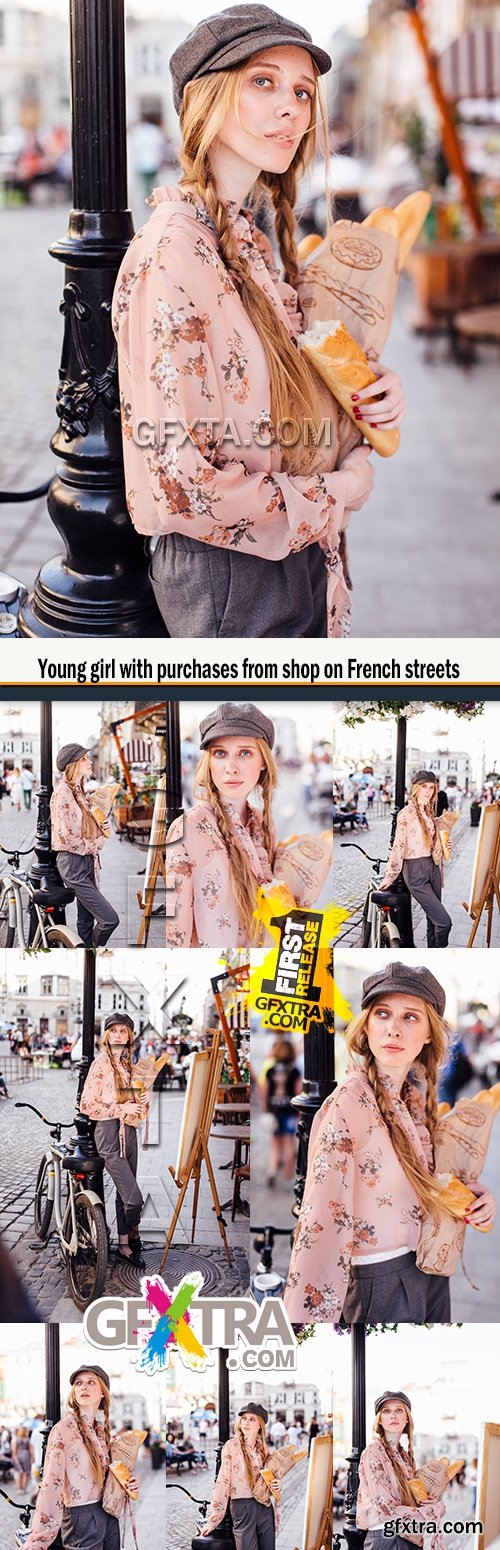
left=337, top=444, right=374, bottom=512
left=465, top=1185, right=496, bottom=1229
left=124, top=1473, right=140, bottom=1496
left=352, top=364, right=406, bottom=429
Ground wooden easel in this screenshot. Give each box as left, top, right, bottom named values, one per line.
left=160, top=1033, right=232, bottom=1271
left=211, top=964, right=250, bottom=1083
left=136, top=775, right=166, bottom=946
left=462, top=809, right=500, bottom=948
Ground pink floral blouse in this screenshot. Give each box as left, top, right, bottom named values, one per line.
left=166, top=797, right=273, bottom=947
left=23, top=1413, right=110, bottom=1550
left=357, top=1438, right=445, bottom=1550
left=112, top=184, right=357, bottom=638
left=203, top=1436, right=276, bottom=1535
left=284, top=1062, right=434, bottom=1323
left=50, top=780, right=106, bottom=859
left=80, top=1049, right=150, bottom=1155
left=381, top=802, right=443, bottom=889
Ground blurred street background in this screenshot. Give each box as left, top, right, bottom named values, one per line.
left=1, top=1, right=500, bottom=635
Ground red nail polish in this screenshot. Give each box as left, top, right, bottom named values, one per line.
left=352, top=394, right=359, bottom=402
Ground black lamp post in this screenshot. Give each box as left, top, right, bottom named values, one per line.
left=291, top=1005, right=335, bottom=1218
left=166, top=702, right=183, bottom=828
left=191, top=1350, right=235, bottom=1550
left=389, top=715, right=414, bottom=949
left=35, top=1325, right=63, bottom=1549
left=343, top=1323, right=366, bottom=1550
left=70, top=948, right=105, bottom=1201
left=27, top=701, right=67, bottom=927
left=19, top=0, right=166, bottom=638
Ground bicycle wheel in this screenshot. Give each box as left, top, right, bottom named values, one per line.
left=34, top=1157, right=54, bottom=1240
left=380, top=921, right=401, bottom=949
left=0, top=882, right=16, bottom=947
left=45, top=924, right=82, bottom=949
left=66, top=1193, right=108, bottom=1311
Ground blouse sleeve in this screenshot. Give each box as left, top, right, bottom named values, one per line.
left=381, top=809, right=407, bottom=889
left=165, top=814, right=195, bottom=948
left=357, top=1447, right=446, bottom=1532
left=23, top=1425, right=66, bottom=1550
left=50, top=786, right=99, bottom=857
left=80, top=1058, right=124, bottom=1122
left=203, top=1442, right=233, bottom=1534
left=115, top=264, right=348, bottom=557
left=284, top=1087, right=355, bottom=1322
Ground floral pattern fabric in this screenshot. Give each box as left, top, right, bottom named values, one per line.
left=165, top=797, right=273, bottom=947
left=50, top=781, right=105, bottom=859
left=23, top=1413, right=109, bottom=1550
left=80, top=1049, right=150, bottom=1156
left=381, top=801, right=443, bottom=889
left=112, top=184, right=357, bottom=637
left=283, top=1063, right=434, bottom=1323
left=203, top=1437, right=278, bottom=1535
left=357, top=1438, right=445, bottom=1550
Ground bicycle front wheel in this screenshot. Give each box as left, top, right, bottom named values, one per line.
left=0, top=881, right=16, bottom=948
left=380, top=921, right=401, bottom=949
left=45, top=924, right=82, bottom=949
left=34, top=1157, right=54, bottom=1240
left=66, top=1194, right=108, bottom=1311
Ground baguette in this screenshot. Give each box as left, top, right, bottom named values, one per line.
left=296, top=232, right=323, bottom=263
left=361, top=193, right=431, bottom=268
left=436, top=1171, right=492, bottom=1232
left=299, top=319, right=400, bottom=457
left=109, top=1461, right=138, bottom=1498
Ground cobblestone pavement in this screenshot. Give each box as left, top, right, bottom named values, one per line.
left=333, top=806, right=499, bottom=948
left=0, top=796, right=164, bottom=947
left=0, top=1444, right=166, bottom=1549
left=0, top=1059, right=249, bottom=1320
left=165, top=1447, right=310, bottom=1548
left=1, top=206, right=500, bottom=635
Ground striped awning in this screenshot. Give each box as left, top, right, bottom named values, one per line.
left=439, top=27, right=500, bottom=100
left=122, top=737, right=153, bottom=765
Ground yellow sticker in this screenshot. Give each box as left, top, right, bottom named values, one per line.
left=250, top=893, right=352, bottom=1034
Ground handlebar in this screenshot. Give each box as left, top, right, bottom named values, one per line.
left=15, top=1102, right=74, bottom=1128
left=340, top=843, right=388, bottom=865
left=0, top=842, right=34, bottom=860
left=250, top=1224, right=292, bottom=1236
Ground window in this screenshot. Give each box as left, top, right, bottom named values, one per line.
left=41, top=977, right=52, bottom=995
left=17, top=978, right=28, bottom=996
left=135, top=42, right=162, bottom=77
left=57, top=977, right=69, bottom=995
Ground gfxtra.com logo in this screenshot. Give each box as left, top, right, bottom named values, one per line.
left=140, top=1273, right=208, bottom=1374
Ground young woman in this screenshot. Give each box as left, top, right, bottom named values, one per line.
left=12, top=1427, right=32, bottom=1492
left=357, top=1392, right=445, bottom=1550
left=166, top=702, right=278, bottom=947
left=284, top=963, right=495, bottom=1323
left=23, top=1365, right=140, bottom=1550
left=80, top=1013, right=149, bottom=1267
left=201, top=1403, right=276, bottom=1549
left=112, top=4, right=405, bottom=640
left=379, top=770, right=452, bottom=948
left=9, top=767, right=23, bottom=812
left=50, top=743, right=119, bottom=948
left=261, top=1036, right=302, bottom=1185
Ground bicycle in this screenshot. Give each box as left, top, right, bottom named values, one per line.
left=340, top=842, right=402, bottom=948
left=0, top=843, right=81, bottom=948
left=15, top=1100, right=108, bottom=1311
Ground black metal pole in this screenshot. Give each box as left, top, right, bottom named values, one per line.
left=70, top=948, right=105, bottom=1200
left=19, top=0, right=166, bottom=638
left=343, top=1323, right=366, bottom=1550
left=27, top=701, right=67, bottom=925
left=291, top=1009, right=335, bottom=1218
left=389, top=715, right=414, bottom=948
left=191, top=1350, right=235, bottom=1550
left=36, top=1325, right=63, bottom=1548
left=166, top=702, right=183, bottom=828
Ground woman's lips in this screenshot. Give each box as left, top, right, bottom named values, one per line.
left=265, top=132, right=295, bottom=145
left=382, top=1044, right=404, bottom=1051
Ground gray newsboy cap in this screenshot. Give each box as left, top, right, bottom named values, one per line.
left=70, top=1364, right=110, bottom=1390
left=199, top=701, right=275, bottom=750
left=239, top=1402, right=269, bottom=1422
left=375, top=1391, right=411, bottom=1415
left=170, top=4, right=332, bottom=114
left=412, top=769, right=438, bottom=784
left=56, top=743, right=89, bottom=772
left=361, top=962, right=446, bottom=1018
left=104, top=1012, right=135, bottom=1032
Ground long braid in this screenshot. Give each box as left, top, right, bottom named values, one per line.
left=235, top=1418, right=270, bottom=1493
left=373, top=1409, right=416, bottom=1502
left=261, top=166, right=301, bottom=289
left=193, top=742, right=277, bottom=941
left=102, top=1030, right=139, bottom=1108
left=68, top=1384, right=112, bottom=1489
left=64, top=763, right=102, bottom=842
left=346, top=1008, right=451, bottom=1218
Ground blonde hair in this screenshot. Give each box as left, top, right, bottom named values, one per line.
left=194, top=738, right=277, bottom=941
left=373, top=1405, right=416, bottom=1504
left=409, top=780, right=438, bottom=848
left=177, top=60, right=332, bottom=475
left=102, top=1023, right=138, bottom=1108
left=235, top=1415, right=270, bottom=1490
left=346, top=1002, right=450, bottom=1217
left=67, top=1377, right=111, bottom=1489
left=64, top=759, right=102, bottom=842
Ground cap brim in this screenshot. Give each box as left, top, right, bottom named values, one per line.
left=203, top=33, right=332, bottom=78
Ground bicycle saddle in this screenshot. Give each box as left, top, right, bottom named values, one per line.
left=31, top=884, right=76, bottom=908
left=62, top=1152, right=104, bottom=1174
left=371, top=888, right=400, bottom=906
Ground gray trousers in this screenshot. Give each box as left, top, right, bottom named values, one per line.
left=94, top=1118, right=144, bottom=1234
left=365, top=1532, right=418, bottom=1550
left=230, top=1499, right=276, bottom=1550
left=61, top=1502, right=120, bottom=1550
left=149, top=532, right=327, bottom=638
left=403, top=857, right=452, bottom=947
left=342, top=1250, right=451, bottom=1323
left=57, top=852, right=119, bottom=947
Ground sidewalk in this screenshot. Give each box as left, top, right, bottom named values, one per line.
left=1, top=1062, right=249, bottom=1320
left=0, top=1448, right=166, bottom=1549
